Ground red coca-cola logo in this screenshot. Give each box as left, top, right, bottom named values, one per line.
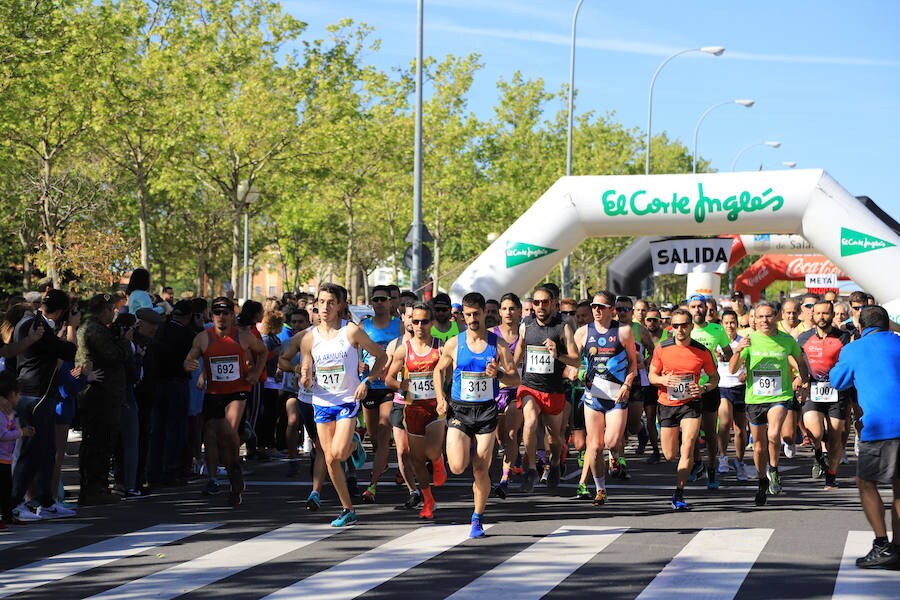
left=747, top=266, right=770, bottom=287
left=785, top=257, right=844, bottom=278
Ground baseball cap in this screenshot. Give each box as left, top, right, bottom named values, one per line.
left=731, top=290, right=745, bottom=299
left=431, top=293, right=452, bottom=307
left=171, top=299, right=194, bottom=316
left=211, top=296, right=234, bottom=313
left=687, top=294, right=706, bottom=303
left=452, top=302, right=462, bottom=311
left=135, top=307, right=165, bottom=325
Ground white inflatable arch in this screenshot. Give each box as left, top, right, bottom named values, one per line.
left=451, top=169, right=900, bottom=319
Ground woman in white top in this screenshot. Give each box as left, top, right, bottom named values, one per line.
left=717, top=309, right=749, bottom=481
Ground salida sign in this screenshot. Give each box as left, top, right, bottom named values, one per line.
left=650, top=238, right=732, bottom=275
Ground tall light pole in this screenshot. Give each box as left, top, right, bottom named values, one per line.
left=561, top=0, right=584, bottom=298
left=410, top=0, right=425, bottom=297
left=692, top=99, right=754, bottom=173
left=782, top=161, right=797, bottom=168
left=237, top=181, right=260, bottom=302
left=731, top=140, right=781, bottom=171
left=645, top=46, right=725, bottom=174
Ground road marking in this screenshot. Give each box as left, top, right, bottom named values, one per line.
left=89, top=523, right=342, bottom=599
left=832, top=530, right=900, bottom=599
left=447, top=526, right=627, bottom=599
left=636, top=528, right=773, bottom=599
left=264, top=524, right=479, bottom=600
left=0, top=523, right=219, bottom=599
left=0, top=522, right=87, bottom=551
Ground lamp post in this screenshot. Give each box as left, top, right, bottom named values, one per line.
left=645, top=46, right=725, bottom=174
left=692, top=99, right=754, bottom=173
left=731, top=140, right=781, bottom=171
left=238, top=181, right=260, bottom=302
left=561, top=0, right=585, bottom=299
left=410, top=0, right=425, bottom=297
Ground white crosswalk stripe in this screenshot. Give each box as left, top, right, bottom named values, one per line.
left=0, top=522, right=87, bottom=551
left=832, top=530, right=900, bottom=600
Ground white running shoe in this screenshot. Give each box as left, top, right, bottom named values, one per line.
left=38, top=502, right=76, bottom=519
left=717, top=455, right=732, bottom=473
left=12, top=502, right=41, bottom=522
left=734, top=460, right=749, bottom=482
left=841, top=452, right=849, bottom=465
left=783, top=442, right=796, bottom=459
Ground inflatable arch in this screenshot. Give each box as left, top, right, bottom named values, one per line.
left=450, top=170, right=900, bottom=320
left=735, top=254, right=850, bottom=302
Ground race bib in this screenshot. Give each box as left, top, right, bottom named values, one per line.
left=526, top=345, right=554, bottom=374
left=752, top=369, right=782, bottom=397
left=209, top=355, right=240, bottom=382
left=811, top=380, right=838, bottom=403
left=408, top=371, right=436, bottom=401
left=667, top=374, right=695, bottom=402
left=460, top=371, right=493, bottom=401
left=590, top=374, right=622, bottom=402
left=316, top=364, right=346, bottom=393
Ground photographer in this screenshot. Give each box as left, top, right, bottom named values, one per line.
left=76, top=294, right=133, bottom=506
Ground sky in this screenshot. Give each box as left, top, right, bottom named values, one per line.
left=284, top=0, right=900, bottom=223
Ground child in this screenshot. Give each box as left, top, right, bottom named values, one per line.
left=1, top=370, right=36, bottom=527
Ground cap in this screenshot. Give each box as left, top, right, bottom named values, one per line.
left=136, top=307, right=165, bottom=325
left=687, top=294, right=706, bottom=303
left=431, top=292, right=452, bottom=307
left=211, top=296, right=234, bottom=313
left=370, top=292, right=390, bottom=301
left=731, top=290, right=745, bottom=299
left=171, top=299, right=194, bottom=316
left=451, top=302, right=462, bottom=311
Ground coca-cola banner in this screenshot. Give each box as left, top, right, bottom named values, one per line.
left=650, top=238, right=733, bottom=275
left=735, top=254, right=849, bottom=301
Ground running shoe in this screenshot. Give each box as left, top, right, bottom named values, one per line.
left=494, top=480, right=509, bottom=500
left=12, top=502, right=40, bottom=522
left=688, top=461, right=705, bottom=482
left=717, top=455, right=732, bottom=473
left=362, top=484, right=377, bottom=504
left=840, top=452, right=849, bottom=465
left=399, top=489, right=422, bottom=510
left=647, top=450, right=662, bottom=465
left=671, top=494, right=689, bottom=511
left=469, top=516, right=485, bottom=538
left=812, top=455, right=828, bottom=479
left=306, top=490, right=321, bottom=511
left=707, top=467, right=720, bottom=490
left=824, top=473, right=837, bottom=490
left=351, top=432, right=367, bottom=469
left=511, top=454, right=524, bottom=476
left=229, top=488, right=242, bottom=507
left=124, top=488, right=146, bottom=499
left=577, top=449, right=585, bottom=468
left=734, top=461, right=749, bottom=482
left=615, top=457, right=630, bottom=480
left=755, top=479, right=768, bottom=506
left=636, top=425, right=649, bottom=455
left=768, top=471, right=783, bottom=495
left=782, top=441, right=796, bottom=459
left=547, top=465, right=561, bottom=490
left=575, top=482, right=591, bottom=500
left=419, top=497, right=435, bottom=519
left=593, top=489, right=608, bottom=506
left=520, top=469, right=537, bottom=494
left=37, top=502, right=76, bottom=519
left=856, top=541, right=900, bottom=569
left=540, top=465, right=550, bottom=486
left=608, top=456, right=620, bottom=479
left=331, top=508, right=357, bottom=527
left=432, top=457, right=447, bottom=487
left=202, top=479, right=221, bottom=496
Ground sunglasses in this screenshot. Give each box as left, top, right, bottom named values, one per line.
left=371, top=297, right=390, bottom=302
left=560, top=310, right=575, bottom=316
left=411, top=318, right=431, bottom=325
left=615, top=307, right=631, bottom=312
left=850, top=304, right=864, bottom=311
left=802, top=303, right=816, bottom=309
left=645, top=317, right=659, bottom=322
left=211, top=309, right=231, bottom=316
left=671, top=322, right=691, bottom=329
left=532, top=299, right=552, bottom=306
left=591, top=303, right=611, bottom=310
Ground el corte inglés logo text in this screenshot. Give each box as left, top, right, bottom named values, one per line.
left=840, top=227, right=896, bottom=257
left=506, top=241, right=557, bottom=268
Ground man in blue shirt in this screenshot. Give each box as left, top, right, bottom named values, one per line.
left=831, top=305, right=900, bottom=569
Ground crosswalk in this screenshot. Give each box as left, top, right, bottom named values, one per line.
left=1, top=520, right=897, bottom=599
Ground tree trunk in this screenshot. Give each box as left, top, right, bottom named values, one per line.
left=431, top=206, right=441, bottom=292
left=18, top=230, right=33, bottom=290
left=231, top=206, right=241, bottom=298
left=135, top=163, right=151, bottom=271
left=159, top=261, right=167, bottom=289
left=344, top=210, right=354, bottom=293
left=360, top=266, right=369, bottom=305
left=197, top=253, right=207, bottom=297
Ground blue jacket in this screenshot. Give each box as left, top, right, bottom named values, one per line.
left=831, top=330, right=900, bottom=442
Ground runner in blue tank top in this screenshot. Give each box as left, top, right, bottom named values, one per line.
left=434, top=292, right=519, bottom=539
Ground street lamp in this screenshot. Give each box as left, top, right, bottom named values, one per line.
left=562, top=0, right=585, bottom=298
left=692, top=99, right=754, bottom=173
left=410, top=0, right=425, bottom=296
left=782, top=161, right=797, bottom=168
left=645, top=45, right=725, bottom=174
left=731, top=140, right=781, bottom=171
left=237, top=181, right=260, bottom=302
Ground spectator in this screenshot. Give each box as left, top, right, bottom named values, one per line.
left=258, top=309, right=285, bottom=454
left=126, top=268, right=164, bottom=315
left=1, top=370, right=36, bottom=527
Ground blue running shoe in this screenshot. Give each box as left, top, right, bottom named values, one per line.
left=671, top=494, right=690, bottom=511
left=331, top=508, right=357, bottom=527
left=469, top=517, right=485, bottom=538
left=351, top=433, right=367, bottom=469
left=687, top=461, right=705, bottom=482
left=306, top=490, right=321, bottom=512
left=707, top=468, right=720, bottom=490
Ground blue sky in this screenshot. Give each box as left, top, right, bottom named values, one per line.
left=285, top=0, right=900, bottom=222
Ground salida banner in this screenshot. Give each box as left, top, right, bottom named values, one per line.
left=649, top=238, right=733, bottom=275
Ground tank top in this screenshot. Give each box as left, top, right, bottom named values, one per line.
left=492, top=325, right=520, bottom=389
left=403, top=338, right=441, bottom=403
left=310, top=326, right=361, bottom=407
left=451, top=330, right=499, bottom=403
left=431, top=320, right=459, bottom=343
left=521, top=314, right=567, bottom=393
left=362, top=317, right=401, bottom=390
left=204, top=327, right=250, bottom=395
left=584, top=322, right=628, bottom=386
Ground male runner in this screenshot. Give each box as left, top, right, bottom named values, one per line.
left=299, top=283, right=387, bottom=527
left=184, top=297, right=267, bottom=507
left=730, top=301, right=809, bottom=506
left=430, top=293, right=460, bottom=343
left=686, top=294, right=732, bottom=489
left=385, top=302, right=447, bottom=519
left=797, top=300, right=851, bottom=489
left=642, top=308, right=666, bottom=463
left=484, top=299, right=501, bottom=329
left=650, top=308, right=719, bottom=511
left=359, top=285, right=401, bottom=504
left=492, top=293, right=523, bottom=499
left=434, top=292, right=518, bottom=538
left=513, top=286, right=580, bottom=493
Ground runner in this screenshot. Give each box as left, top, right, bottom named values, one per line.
left=359, top=285, right=402, bottom=504
left=513, top=286, right=580, bottom=493
left=686, top=294, right=732, bottom=490
left=491, top=293, right=523, bottom=499
left=430, top=293, right=460, bottom=343
left=184, top=297, right=267, bottom=507
left=796, top=300, right=851, bottom=490
left=433, top=292, right=518, bottom=538
left=385, top=302, right=447, bottom=519
left=641, top=308, right=665, bottom=463
left=729, top=301, right=809, bottom=506
left=649, top=308, right=719, bottom=511
left=717, top=309, right=749, bottom=482
left=299, top=283, right=388, bottom=527
left=572, top=290, right=637, bottom=505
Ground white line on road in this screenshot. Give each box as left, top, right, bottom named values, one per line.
left=0, top=522, right=219, bottom=599
left=0, top=522, right=87, bottom=551
left=636, top=528, right=773, bottom=600
left=88, top=523, right=343, bottom=599
left=832, top=530, right=900, bottom=599
left=264, top=524, right=481, bottom=600
left=447, top=526, right=627, bottom=599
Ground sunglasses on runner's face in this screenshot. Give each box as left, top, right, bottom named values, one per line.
left=645, top=317, right=659, bottom=322
left=212, top=309, right=231, bottom=316
left=671, top=322, right=691, bottom=329
left=371, top=297, right=390, bottom=302
left=560, top=310, right=575, bottom=315
left=411, top=318, right=431, bottom=325
left=532, top=299, right=552, bottom=306
left=803, top=303, right=816, bottom=309
left=850, top=304, right=864, bottom=311
left=615, top=307, right=631, bottom=313
left=591, top=303, right=610, bottom=310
